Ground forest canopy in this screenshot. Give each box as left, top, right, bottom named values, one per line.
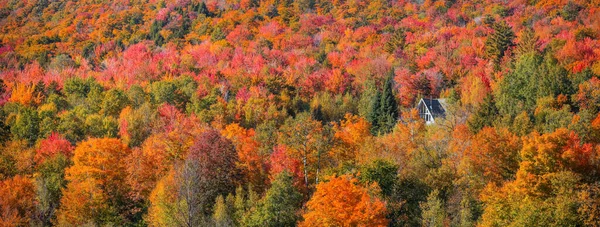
left=1, top=0, right=600, bottom=226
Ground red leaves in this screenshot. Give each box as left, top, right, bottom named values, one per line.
left=269, top=145, right=304, bottom=188
left=36, top=132, right=74, bottom=163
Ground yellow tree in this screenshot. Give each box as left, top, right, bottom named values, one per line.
left=56, top=138, right=131, bottom=226
left=331, top=114, right=371, bottom=166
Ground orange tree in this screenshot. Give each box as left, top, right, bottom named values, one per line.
left=299, top=175, right=388, bottom=227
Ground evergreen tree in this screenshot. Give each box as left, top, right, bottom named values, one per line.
left=385, top=29, right=406, bottom=54
left=369, top=73, right=399, bottom=134
left=11, top=107, right=40, bottom=145
left=515, top=28, right=538, bottom=57
left=379, top=73, right=399, bottom=134
left=213, top=195, right=234, bottom=227
left=467, top=94, right=498, bottom=133
left=368, top=90, right=382, bottom=134
left=245, top=171, right=302, bottom=227
left=495, top=52, right=573, bottom=120
left=485, top=21, right=515, bottom=68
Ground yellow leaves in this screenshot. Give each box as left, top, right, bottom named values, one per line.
left=56, top=178, right=107, bottom=226
left=58, top=138, right=130, bottom=225
left=147, top=170, right=178, bottom=227
left=467, top=127, right=522, bottom=186
left=331, top=114, right=371, bottom=165
left=299, top=175, right=388, bottom=227
left=9, top=82, right=42, bottom=106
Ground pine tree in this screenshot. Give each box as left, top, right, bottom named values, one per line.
left=385, top=29, right=406, bottom=54
left=467, top=94, right=498, bottom=133
left=458, top=196, right=475, bottom=227
left=368, top=91, right=382, bottom=134
left=485, top=21, right=515, bottom=68
left=515, top=28, right=538, bottom=57
left=368, top=73, right=399, bottom=135
left=213, top=195, right=234, bottom=227
left=379, top=73, right=399, bottom=134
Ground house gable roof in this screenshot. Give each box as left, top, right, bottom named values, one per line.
left=418, top=98, right=447, bottom=119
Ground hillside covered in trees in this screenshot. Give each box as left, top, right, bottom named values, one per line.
left=1, top=0, right=600, bottom=226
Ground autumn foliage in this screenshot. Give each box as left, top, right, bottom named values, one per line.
left=300, top=175, right=388, bottom=227
left=0, top=0, right=599, bottom=225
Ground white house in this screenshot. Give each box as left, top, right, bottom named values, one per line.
left=417, top=98, right=447, bottom=125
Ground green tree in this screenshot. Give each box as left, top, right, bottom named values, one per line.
left=33, top=154, right=71, bottom=226
left=515, top=28, right=538, bottom=57
left=212, top=195, right=234, bottom=227
left=495, top=53, right=573, bottom=120
left=485, top=21, right=515, bottom=68
left=379, top=73, right=399, bottom=134
left=359, top=159, right=399, bottom=197
left=368, top=74, right=398, bottom=135
left=245, top=171, right=302, bottom=227
left=368, top=90, right=382, bottom=134
left=11, top=107, right=39, bottom=145
left=385, top=29, right=406, bottom=54
left=101, top=89, right=129, bottom=116
left=420, top=189, right=446, bottom=227
left=467, top=94, right=499, bottom=133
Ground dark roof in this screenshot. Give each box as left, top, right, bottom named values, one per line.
left=421, top=98, right=446, bottom=118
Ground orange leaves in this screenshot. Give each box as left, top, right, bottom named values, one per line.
left=0, top=175, right=35, bottom=226
left=331, top=114, right=371, bottom=164
left=56, top=177, right=107, bottom=225
left=57, top=138, right=131, bottom=225
left=222, top=123, right=269, bottom=190
left=8, top=82, right=42, bottom=106
left=299, top=175, right=388, bottom=227
left=467, top=127, right=522, bottom=185
left=514, top=128, right=600, bottom=197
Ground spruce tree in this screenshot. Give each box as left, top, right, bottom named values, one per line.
left=368, top=90, right=382, bottom=134
left=213, top=195, right=234, bottom=227
left=485, top=21, right=515, bottom=68
left=379, top=73, right=399, bottom=134
left=420, top=190, right=446, bottom=227
left=515, top=28, right=538, bottom=57
left=468, top=94, right=499, bottom=133
left=368, top=73, right=399, bottom=135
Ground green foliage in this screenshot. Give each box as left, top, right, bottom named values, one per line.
left=485, top=21, right=515, bottom=68
left=515, top=28, right=538, bottom=57
left=359, top=159, right=399, bottom=197
left=126, top=85, right=147, bottom=109
left=495, top=53, right=574, bottom=122
left=368, top=74, right=398, bottom=135
left=212, top=195, right=235, bottom=227
left=101, top=89, right=129, bottom=116
left=34, top=154, right=71, bottom=226
left=245, top=171, right=302, bottom=227
left=420, top=189, right=446, bottom=227
left=385, top=29, right=406, bottom=54
left=468, top=94, right=499, bottom=133
left=11, top=107, right=39, bottom=145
